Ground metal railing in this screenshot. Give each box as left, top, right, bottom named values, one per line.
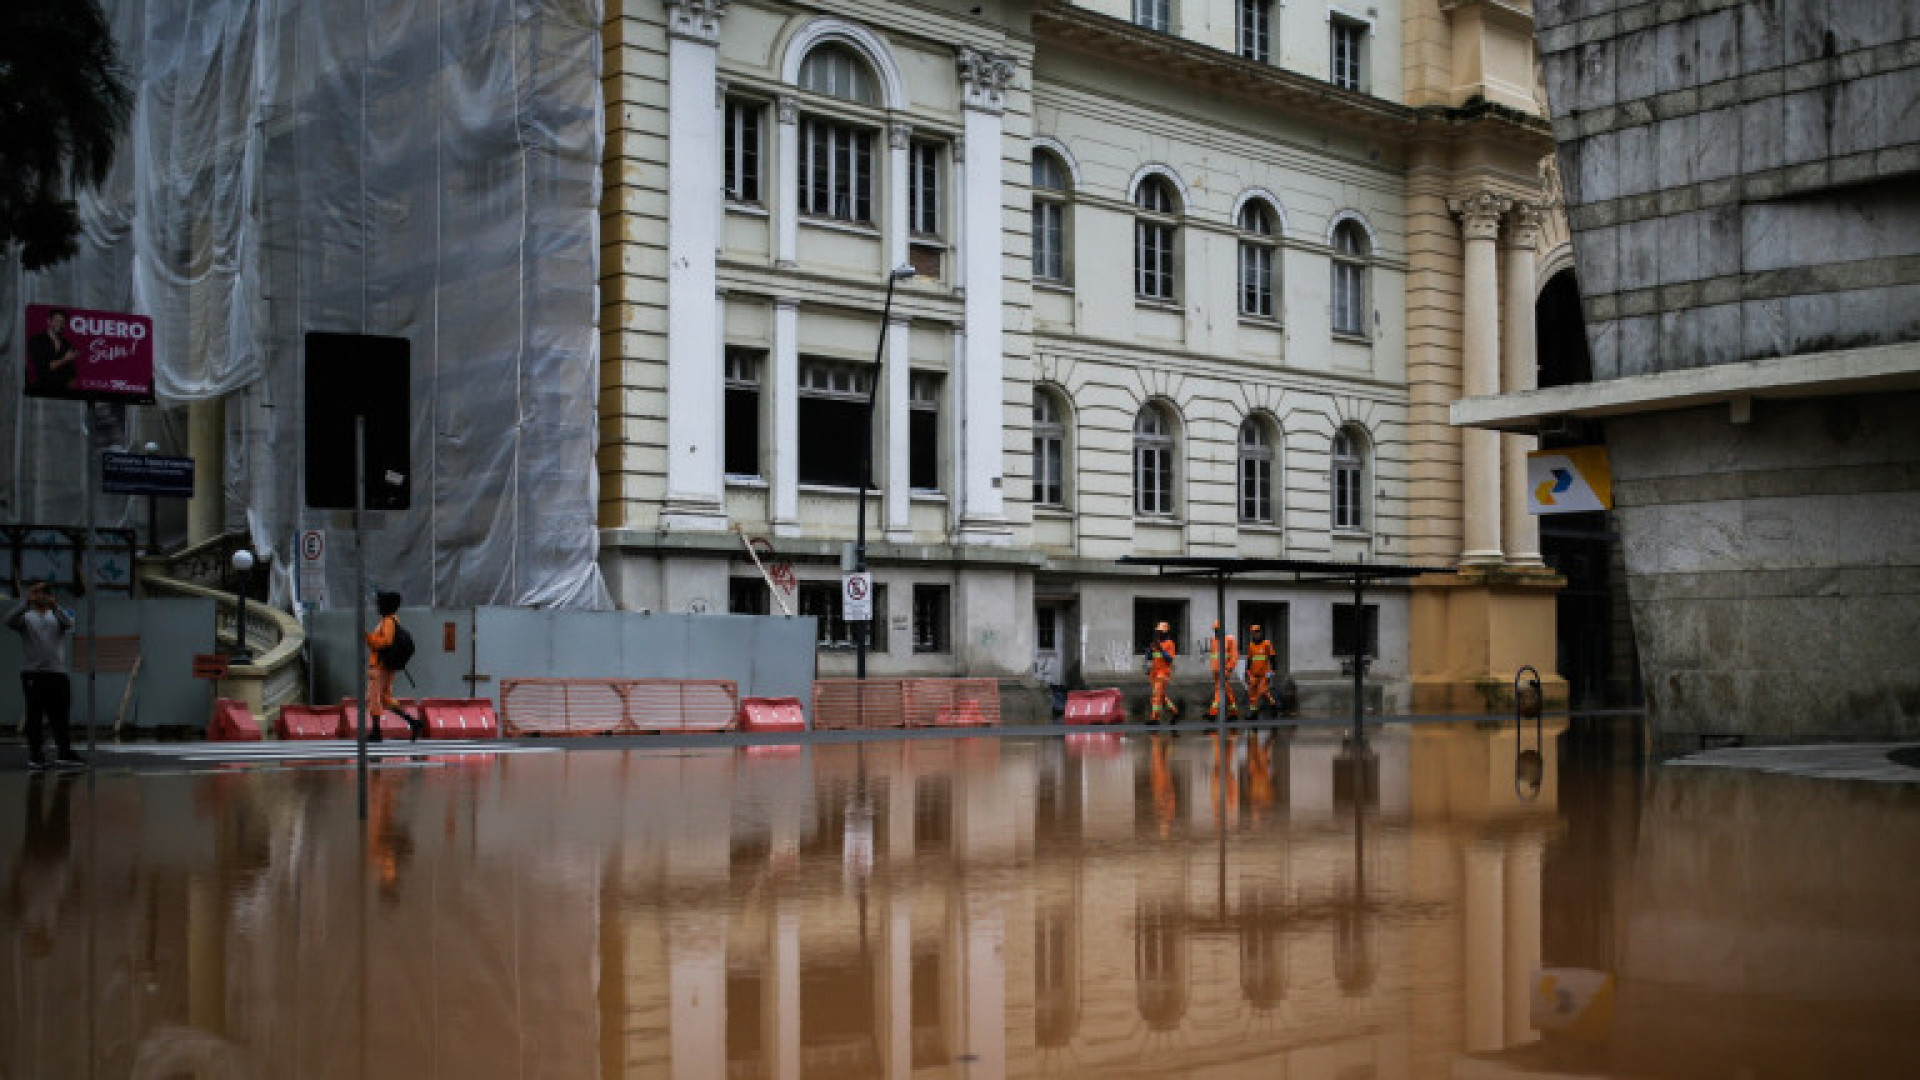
left=140, top=533, right=307, bottom=722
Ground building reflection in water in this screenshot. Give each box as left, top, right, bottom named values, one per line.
left=5, top=719, right=1919, bottom=1077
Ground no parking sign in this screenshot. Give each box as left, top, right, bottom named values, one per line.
left=299, top=529, right=327, bottom=608
left=842, top=572, right=872, bottom=622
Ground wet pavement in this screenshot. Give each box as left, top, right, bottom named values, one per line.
left=3, top=720, right=1918, bottom=1078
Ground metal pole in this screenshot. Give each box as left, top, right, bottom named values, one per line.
left=1350, top=572, right=1365, bottom=747
left=354, top=417, right=369, bottom=821
left=1214, top=570, right=1227, bottom=739
left=82, top=408, right=97, bottom=754
left=856, top=268, right=912, bottom=681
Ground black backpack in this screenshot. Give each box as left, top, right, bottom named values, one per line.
left=379, top=620, right=416, bottom=671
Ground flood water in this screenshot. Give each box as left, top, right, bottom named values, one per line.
left=4, top=721, right=1918, bottom=1078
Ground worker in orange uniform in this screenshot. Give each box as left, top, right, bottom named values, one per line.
left=1146, top=621, right=1178, bottom=724
left=1206, top=621, right=1241, bottom=720
left=364, top=590, right=422, bottom=742
left=1244, top=624, right=1276, bottom=718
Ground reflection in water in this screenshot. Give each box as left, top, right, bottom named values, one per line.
left=3, top=721, right=1919, bottom=1077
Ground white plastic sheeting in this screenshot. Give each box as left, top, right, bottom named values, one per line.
left=2, top=0, right=609, bottom=610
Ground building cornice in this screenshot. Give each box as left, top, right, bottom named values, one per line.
left=1031, top=1, right=1414, bottom=138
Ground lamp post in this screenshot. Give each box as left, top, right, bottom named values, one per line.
left=230, top=548, right=256, bottom=664
left=856, top=264, right=918, bottom=680
left=141, top=441, right=160, bottom=554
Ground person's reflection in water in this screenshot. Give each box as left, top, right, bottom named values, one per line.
left=1149, top=733, right=1177, bottom=837
left=367, top=773, right=414, bottom=902
left=1209, top=731, right=1239, bottom=823
left=9, top=773, right=79, bottom=960
left=1245, top=731, right=1276, bottom=822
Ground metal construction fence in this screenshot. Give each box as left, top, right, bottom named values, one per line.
left=499, top=678, right=739, bottom=736
left=811, top=678, right=1001, bottom=731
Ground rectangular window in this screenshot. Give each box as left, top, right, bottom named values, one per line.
left=1033, top=199, right=1065, bottom=282
left=1136, top=220, right=1175, bottom=301
left=1333, top=456, right=1363, bottom=530
left=1239, top=0, right=1272, bottom=63
left=1134, top=0, right=1171, bottom=32
left=1240, top=242, right=1274, bottom=318
left=1133, top=599, right=1184, bottom=656
left=729, top=576, right=770, bottom=615
left=800, top=117, right=873, bottom=223
left=725, top=349, right=762, bottom=478
left=799, top=359, right=873, bottom=488
left=1240, top=451, right=1272, bottom=522
left=1332, top=261, right=1366, bottom=336
left=1331, top=16, right=1366, bottom=92
left=909, top=372, right=942, bottom=492
left=1332, top=603, right=1378, bottom=659
left=800, top=580, right=887, bottom=650
left=724, top=98, right=762, bottom=203
left=1136, top=441, right=1172, bottom=516
left=1033, top=428, right=1064, bottom=506
left=912, top=584, right=950, bottom=653
left=910, top=140, right=942, bottom=237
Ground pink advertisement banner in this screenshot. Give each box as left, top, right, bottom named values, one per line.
left=22, top=303, right=156, bottom=403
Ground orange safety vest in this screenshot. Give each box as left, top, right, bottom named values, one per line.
left=1208, top=634, right=1239, bottom=674
left=1149, top=636, right=1177, bottom=679
left=1245, top=639, right=1274, bottom=675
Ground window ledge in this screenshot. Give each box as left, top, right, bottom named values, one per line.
left=725, top=475, right=769, bottom=488
left=799, top=215, right=880, bottom=238
left=1332, top=528, right=1372, bottom=539
left=1135, top=297, right=1182, bottom=312
left=1331, top=331, right=1373, bottom=345
left=1034, top=279, right=1074, bottom=294
left=798, top=483, right=873, bottom=496
left=910, top=490, right=948, bottom=502
left=910, top=235, right=948, bottom=250
left=1134, top=515, right=1182, bottom=525
left=1238, top=521, right=1283, bottom=534
left=726, top=201, right=769, bottom=218
left=1034, top=504, right=1072, bottom=518
left=1239, top=314, right=1283, bottom=328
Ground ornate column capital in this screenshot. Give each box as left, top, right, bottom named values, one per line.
left=776, top=95, right=797, bottom=126
left=956, top=45, right=1016, bottom=114
left=665, top=0, right=727, bottom=45
left=888, top=121, right=913, bottom=151
left=1506, top=201, right=1544, bottom=248
left=1449, top=191, right=1511, bottom=241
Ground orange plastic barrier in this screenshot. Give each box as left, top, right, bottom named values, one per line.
left=1064, top=688, right=1127, bottom=725
left=498, top=679, right=739, bottom=736
left=335, top=699, right=415, bottom=741
left=419, top=698, right=499, bottom=739
left=812, top=678, right=1001, bottom=730
left=1065, top=732, right=1125, bottom=756
left=276, top=703, right=342, bottom=740
left=738, top=697, right=807, bottom=733
left=209, top=698, right=264, bottom=741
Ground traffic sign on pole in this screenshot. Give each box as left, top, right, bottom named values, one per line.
left=842, top=572, right=872, bottom=622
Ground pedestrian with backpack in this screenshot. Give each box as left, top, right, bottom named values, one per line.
left=365, top=591, right=422, bottom=742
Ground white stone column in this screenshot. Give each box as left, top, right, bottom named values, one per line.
left=775, top=96, right=798, bottom=268
left=1502, top=203, right=1545, bottom=567
left=771, top=297, right=800, bottom=537
left=1450, top=192, right=1509, bottom=564
left=1462, top=842, right=1507, bottom=1053
left=1503, top=838, right=1543, bottom=1046
left=663, top=1, right=729, bottom=532
left=888, top=121, right=912, bottom=275
left=955, top=46, right=1016, bottom=544
left=885, top=313, right=912, bottom=542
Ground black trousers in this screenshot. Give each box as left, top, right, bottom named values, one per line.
left=21, top=671, right=74, bottom=757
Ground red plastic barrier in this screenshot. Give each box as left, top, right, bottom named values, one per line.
left=1065, top=732, right=1125, bottom=756
left=209, top=699, right=264, bottom=742
left=1064, top=688, right=1127, bottom=725
left=276, top=703, right=343, bottom=740
left=335, top=699, right=414, bottom=740
left=738, top=697, right=807, bottom=733
left=811, top=679, right=906, bottom=730
left=419, top=698, right=499, bottom=739
left=498, top=679, right=739, bottom=735
left=909, top=679, right=1002, bottom=728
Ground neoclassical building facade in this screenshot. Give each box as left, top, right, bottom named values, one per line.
left=600, top=0, right=1569, bottom=711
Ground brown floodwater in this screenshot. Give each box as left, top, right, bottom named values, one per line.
left=3, top=721, right=1918, bottom=1079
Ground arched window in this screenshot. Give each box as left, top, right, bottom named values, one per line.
left=1134, top=176, right=1179, bottom=302
left=1033, top=387, right=1068, bottom=507
left=1331, top=426, right=1366, bottom=532
left=1239, top=416, right=1276, bottom=523
left=798, top=44, right=877, bottom=104
left=1238, top=201, right=1278, bottom=319
left=1032, top=150, right=1070, bottom=283
left=796, top=45, right=879, bottom=223
left=1330, top=219, right=1369, bottom=336
left=1134, top=403, right=1176, bottom=517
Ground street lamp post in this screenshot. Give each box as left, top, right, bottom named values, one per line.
left=856, top=264, right=918, bottom=680
left=230, top=548, right=256, bottom=664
